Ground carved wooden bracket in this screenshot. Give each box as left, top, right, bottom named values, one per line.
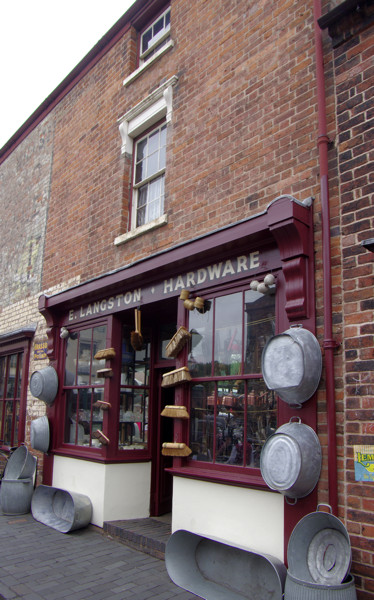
left=267, top=195, right=314, bottom=320
left=38, top=295, right=59, bottom=364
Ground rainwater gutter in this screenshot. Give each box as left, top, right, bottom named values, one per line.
left=313, top=0, right=339, bottom=516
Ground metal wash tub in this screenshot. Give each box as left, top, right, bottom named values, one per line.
left=31, top=485, right=92, bottom=533
left=165, top=530, right=286, bottom=600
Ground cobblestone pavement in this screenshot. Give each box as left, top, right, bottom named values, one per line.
left=0, top=511, right=199, bottom=600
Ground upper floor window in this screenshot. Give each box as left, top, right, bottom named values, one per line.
left=140, top=7, right=171, bottom=64
left=132, top=122, right=166, bottom=228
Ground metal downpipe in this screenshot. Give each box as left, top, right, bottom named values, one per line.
left=313, top=0, right=339, bottom=516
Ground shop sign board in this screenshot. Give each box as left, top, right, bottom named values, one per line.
left=67, top=251, right=262, bottom=323
left=34, top=340, right=48, bottom=360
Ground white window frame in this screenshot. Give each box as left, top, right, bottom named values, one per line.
left=139, top=7, right=171, bottom=64
left=132, top=123, right=167, bottom=229
left=115, top=76, right=178, bottom=246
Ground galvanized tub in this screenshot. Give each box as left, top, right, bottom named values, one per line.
left=260, top=418, right=321, bottom=500
left=4, top=445, right=37, bottom=480
left=0, top=478, right=34, bottom=515
left=262, top=325, right=322, bottom=405
left=30, top=366, right=58, bottom=406
left=284, top=573, right=357, bottom=600
left=287, top=505, right=352, bottom=585
left=31, top=485, right=92, bottom=533
left=165, top=530, right=286, bottom=600
left=30, top=416, right=50, bottom=453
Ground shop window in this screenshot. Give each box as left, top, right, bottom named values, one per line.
left=188, top=289, right=276, bottom=468
left=139, top=7, right=171, bottom=64
left=63, top=325, right=107, bottom=447
left=0, top=352, right=23, bottom=447
left=132, top=122, right=166, bottom=228
left=119, top=326, right=150, bottom=450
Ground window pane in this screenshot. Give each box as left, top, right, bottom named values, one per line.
left=0, top=357, right=5, bottom=398
left=188, top=303, right=213, bottom=377
left=6, top=354, right=17, bottom=397
left=190, top=382, right=214, bottom=462
left=153, top=15, right=164, bottom=36
left=14, top=400, right=20, bottom=445
left=246, top=382, right=276, bottom=467
left=17, top=355, right=23, bottom=397
left=141, top=27, right=153, bottom=54
left=91, top=326, right=106, bottom=381
left=244, top=290, right=275, bottom=373
left=3, top=400, right=13, bottom=445
left=65, top=334, right=78, bottom=385
left=158, top=322, right=177, bottom=360
left=78, top=330, right=92, bottom=385
left=214, top=293, right=242, bottom=376
left=119, top=388, right=148, bottom=449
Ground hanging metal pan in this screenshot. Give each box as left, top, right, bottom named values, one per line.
left=261, top=325, right=322, bottom=405
left=260, top=417, right=321, bottom=500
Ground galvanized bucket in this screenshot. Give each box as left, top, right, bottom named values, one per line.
left=166, top=529, right=286, bottom=599
left=4, top=445, right=37, bottom=480
left=287, top=505, right=352, bottom=585
left=262, top=325, right=322, bottom=406
left=30, top=416, right=50, bottom=453
left=260, top=418, right=321, bottom=500
left=30, top=366, right=58, bottom=406
left=0, top=478, right=35, bottom=515
left=31, top=485, right=92, bottom=533
left=284, top=573, right=357, bottom=600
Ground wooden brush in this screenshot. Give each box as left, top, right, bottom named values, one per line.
left=96, top=368, right=113, bottom=378
left=94, top=348, right=116, bottom=360
left=131, top=308, right=143, bottom=351
left=161, top=405, right=190, bottom=419
left=162, top=442, right=192, bottom=457
left=93, top=400, right=111, bottom=410
left=161, top=367, right=191, bottom=388
left=92, top=430, right=109, bottom=445
left=165, top=326, right=191, bottom=358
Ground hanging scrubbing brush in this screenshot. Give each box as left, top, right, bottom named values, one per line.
left=131, top=308, right=143, bottom=351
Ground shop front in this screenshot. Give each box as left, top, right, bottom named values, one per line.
left=37, top=195, right=318, bottom=559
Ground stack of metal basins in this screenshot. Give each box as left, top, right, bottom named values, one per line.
left=0, top=445, right=36, bottom=515
left=284, top=505, right=357, bottom=599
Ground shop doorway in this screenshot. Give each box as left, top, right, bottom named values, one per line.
left=150, top=368, right=174, bottom=516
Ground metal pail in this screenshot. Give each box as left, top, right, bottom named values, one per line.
left=165, top=529, right=286, bottom=599
left=261, top=325, right=322, bottom=405
left=31, top=485, right=92, bottom=533
left=260, top=418, right=321, bottom=499
left=287, top=505, right=352, bottom=585
left=30, top=416, right=50, bottom=453
left=284, top=573, right=357, bottom=600
left=4, top=446, right=37, bottom=480
left=30, top=366, right=58, bottom=406
left=0, top=478, right=34, bottom=515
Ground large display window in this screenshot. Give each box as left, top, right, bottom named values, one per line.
left=187, top=287, right=276, bottom=470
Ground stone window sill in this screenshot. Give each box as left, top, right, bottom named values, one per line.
left=114, top=214, right=168, bottom=246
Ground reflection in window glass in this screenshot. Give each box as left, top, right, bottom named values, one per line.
left=119, top=326, right=150, bottom=450
left=0, top=353, right=23, bottom=447
left=63, top=325, right=106, bottom=447
left=189, top=288, right=276, bottom=468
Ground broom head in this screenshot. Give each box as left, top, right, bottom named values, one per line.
left=161, top=405, right=190, bottom=419
left=162, top=442, right=191, bottom=457
left=94, top=348, right=116, bottom=360
left=165, top=326, right=191, bottom=358
left=161, top=367, right=191, bottom=388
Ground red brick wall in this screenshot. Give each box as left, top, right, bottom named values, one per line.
left=42, top=0, right=321, bottom=289
left=333, top=16, right=374, bottom=600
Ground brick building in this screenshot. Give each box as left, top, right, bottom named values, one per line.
left=0, top=0, right=373, bottom=597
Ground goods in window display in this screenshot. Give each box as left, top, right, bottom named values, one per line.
left=161, top=366, right=192, bottom=387
left=92, top=400, right=111, bottom=410
left=93, top=347, right=116, bottom=360
left=162, top=442, right=192, bottom=456
left=130, top=308, right=143, bottom=351
left=165, top=326, right=192, bottom=358
left=96, top=368, right=113, bottom=378
left=261, top=325, right=322, bottom=406
left=92, top=429, right=109, bottom=445
left=161, top=405, right=190, bottom=419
